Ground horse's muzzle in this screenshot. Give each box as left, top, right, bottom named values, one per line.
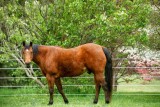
left=25, top=63, right=30, bottom=68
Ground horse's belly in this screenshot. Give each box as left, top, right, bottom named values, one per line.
left=60, top=66, right=86, bottom=77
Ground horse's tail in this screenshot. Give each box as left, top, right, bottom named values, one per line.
left=102, top=47, right=113, bottom=103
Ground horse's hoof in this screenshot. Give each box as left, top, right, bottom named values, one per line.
left=48, top=103, right=53, bottom=105
left=106, top=100, right=110, bottom=104
left=48, top=101, right=53, bottom=105
left=64, top=100, right=69, bottom=104
left=93, top=100, right=98, bottom=104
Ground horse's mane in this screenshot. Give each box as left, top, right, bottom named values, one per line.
left=33, top=44, right=39, bottom=55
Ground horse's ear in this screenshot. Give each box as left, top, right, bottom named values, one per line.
left=30, top=42, right=33, bottom=47
left=22, top=41, right=25, bottom=47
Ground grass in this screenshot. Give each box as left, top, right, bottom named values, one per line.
left=0, top=79, right=160, bottom=107
left=0, top=92, right=160, bottom=107
left=117, top=79, right=160, bottom=92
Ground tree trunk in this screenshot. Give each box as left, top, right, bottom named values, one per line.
left=150, top=0, right=154, bottom=5
left=0, top=63, right=8, bottom=86
left=113, top=71, right=118, bottom=91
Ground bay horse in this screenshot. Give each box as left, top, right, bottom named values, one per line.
left=21, top=41, right=113, bottom=105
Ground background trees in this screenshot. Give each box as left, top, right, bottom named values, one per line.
left=0, top=0, right=159, bottom=88
left=148, top=1, right=160, bottom=50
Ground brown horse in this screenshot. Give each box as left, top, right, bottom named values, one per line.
left=21, top=41, right=113, bottom=105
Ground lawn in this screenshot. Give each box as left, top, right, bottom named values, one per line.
left=0, top=92, right=160, bottom=107
left=0, top=80, right=160, bottom=107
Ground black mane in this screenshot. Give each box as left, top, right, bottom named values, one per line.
left=33, top=44, right=39, bottom=55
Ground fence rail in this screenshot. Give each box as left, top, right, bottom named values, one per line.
left=0, top=76, right=160, bottom=79
left=3, top=58, right=160, bottom=61
left=1, top=93, right=160, bottom=97
left=0, top=67, right=160, bottom=70
left=0, top=85, right=160, bottom=88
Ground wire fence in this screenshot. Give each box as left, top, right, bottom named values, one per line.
left=0, top=84, right=160, bottom=88
left=0, top=60, right=160, bottom=97
left=0, top=67, right=160, bottom=70
left=0, top=75, right=160, bottom=79
left=3, top=58, right=160, bottom=61
left=1, top=93, right=160, bottom=97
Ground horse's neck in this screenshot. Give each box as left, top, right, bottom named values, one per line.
left=32, top=46, right=48, bottom=66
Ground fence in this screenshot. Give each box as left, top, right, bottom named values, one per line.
left=0, top=58, right=160, bottom=97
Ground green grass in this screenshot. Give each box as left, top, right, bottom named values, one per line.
left=0, top=79, right=160, bottom=107
left=0, top=92, right=160, bottom=107
left=117, top=79, right=160, bottom=92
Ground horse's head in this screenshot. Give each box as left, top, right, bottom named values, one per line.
left=22, top=41, right=33, bottom=67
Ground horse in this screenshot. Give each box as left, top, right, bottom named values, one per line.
left=21, top=41, right=113, bottom=105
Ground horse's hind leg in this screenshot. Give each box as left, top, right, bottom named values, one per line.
left=102, top=83, right=110, bottom=104
left=94, top=72, right=108, bottom=104
left=55, top=78, right=69, bottom=104
left=93, top=82, right=101, bottom=104
left=101, top=80, right=111, bottom=104
left=93, top=73, right=105, bottom=104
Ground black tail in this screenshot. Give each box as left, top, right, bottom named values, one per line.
left=102, top=47, right=113, bottom=102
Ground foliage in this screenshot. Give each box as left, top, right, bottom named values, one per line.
left=148, top=3, right=160, bottom=50
left=0, top=0, right=153, bottom=87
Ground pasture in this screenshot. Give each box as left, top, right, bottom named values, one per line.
left=0, top=79, right=160, bottom=107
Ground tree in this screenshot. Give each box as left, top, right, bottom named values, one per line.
left=148, top=2, right=160, bottom=50
left=0, top=0, right=152, bottom=89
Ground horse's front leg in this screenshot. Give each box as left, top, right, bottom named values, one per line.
left=46, top=74, right=55, bottom=105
